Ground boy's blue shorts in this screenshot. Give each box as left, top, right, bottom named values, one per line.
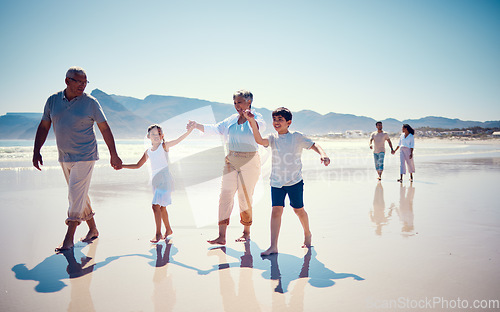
left=271, top=180, right=304, bottom=208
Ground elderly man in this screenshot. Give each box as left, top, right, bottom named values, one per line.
left=32, top=66, right=122, bottom=252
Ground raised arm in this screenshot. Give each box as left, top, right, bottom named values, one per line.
left=165, top=124, right=195, bottom=149
left=243, top=110, right=269, bottom=147
left=310, top=143, right=330, bottom=166
left=122, top=151, right=148, bottom=169
left=97, top=121, right=122, bottom=170
left=32, top=119, right=52, bottom=170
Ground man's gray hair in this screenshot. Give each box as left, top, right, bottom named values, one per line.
left=233, top=90, right=253, bottom=103
left=66, top=66, right=86, bottom=78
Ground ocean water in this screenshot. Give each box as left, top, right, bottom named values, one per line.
left=1, top=138, right=499, bottom=171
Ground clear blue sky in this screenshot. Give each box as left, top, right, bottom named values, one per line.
left=1, top=0, right=499, bottom=122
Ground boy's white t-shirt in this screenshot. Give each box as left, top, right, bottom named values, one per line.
left=267, top=131, right=314, bottom=188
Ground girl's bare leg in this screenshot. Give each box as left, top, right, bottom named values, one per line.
left=261, top=206, right=284, bottom=256
left=160, top=206, right=173, bottom=239
left=151, top=204, right=162, bottom=243
left=294, top=207, right=312, bottom=248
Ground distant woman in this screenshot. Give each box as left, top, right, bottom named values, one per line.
left=392, top=124, right=415, bottom=182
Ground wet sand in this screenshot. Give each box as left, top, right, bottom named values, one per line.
left=1, top=140, right=500, bottom=311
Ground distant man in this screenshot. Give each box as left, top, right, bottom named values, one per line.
left=32, top=66, right=122, bottom=252
left=369, top=121, right=394, bottom=181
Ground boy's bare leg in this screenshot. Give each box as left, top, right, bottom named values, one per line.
left=151, top=204, right=162, bottom=243
left=377, top=170, right=383, bottom=180
left=81, top=217, right=99, bottom=242
left=294, top=207, right=312, bottom=248
left=56, top=221, right=78, bottom=252
left=208, top=224, right=227, bottom=245
left=160, top=206, right=173, bottom=239
left=236, top=225, right=251, bottom=242
left=261, top=206, right=284, bottom=256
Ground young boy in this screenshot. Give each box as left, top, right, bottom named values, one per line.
left=243, top=107, right=330, bottom=256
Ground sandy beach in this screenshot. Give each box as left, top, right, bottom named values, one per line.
left=1, top=138, right=499, bottom=311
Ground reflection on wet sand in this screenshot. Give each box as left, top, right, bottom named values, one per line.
left=370, top=183, right=416, bottom=236
left=11, top=239, right=363, bottom=311
left=397, top=184, right=415, bottom=236
left=67, top=240, right=99, bottom=312
left=208, top=243, right=261, bottom=312
left=370, top=183, right=394, bottom=235
left=11, top=239, right=119, bottom=293
left=151, top=241, right=176, bottom=312
left=207, top=241, right=363, bottom=297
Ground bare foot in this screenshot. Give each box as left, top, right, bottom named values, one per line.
left=207, top=236, right=226, bottom=245
left=150, top=233, right=162, bottom=243
left=261, top=246, right=278, bottom=256
left=81, top=230, right=99, bottom=243
left=235, top=233, right=250, bottom=242
left=163, top=229, right=173, bottom=240
left=55, top=242, right=74, bottom=253
left=302, top=233, right=312, bottom=248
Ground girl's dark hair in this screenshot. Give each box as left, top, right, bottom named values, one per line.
left=272, top=107, right=293, bottom=121
left=147, top=124, right=165, bottom=143
left=403, top=124, right=415, bottom=135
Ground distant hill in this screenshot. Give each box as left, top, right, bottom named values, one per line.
left=1, top=89, right=499, bottom=139
left=402, top=116, right=500, bottom=129
left=0, top=113, right=45, bottom=140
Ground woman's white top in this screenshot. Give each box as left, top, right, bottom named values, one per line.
left=398, top=133, right=415, bottom=149
left=202, top=109, right=266, bottom=152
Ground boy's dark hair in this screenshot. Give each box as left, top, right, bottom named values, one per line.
left=376, top=121, right=382, bottom=126
left=272, top=107, right=292, bottom=121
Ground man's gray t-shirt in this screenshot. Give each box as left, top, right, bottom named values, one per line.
left=267, top=131, right=314, bottom=188
left=42, top=91, right=107, bottom=162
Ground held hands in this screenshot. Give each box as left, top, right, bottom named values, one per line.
left=186, top=121, right=196, bottom=133
left=187, top=120, right=197, bottom=131
left=110, top=154, right=123, bottom=170
left=321, top=156, right=331, bottom=166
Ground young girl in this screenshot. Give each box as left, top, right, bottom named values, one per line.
left=122, top=124, right=194, bottom=243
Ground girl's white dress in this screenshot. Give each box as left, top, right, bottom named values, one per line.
left=147, top=146, right=174, bottom=206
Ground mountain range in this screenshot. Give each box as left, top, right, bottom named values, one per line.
left=1, top=89, right=499, bottom=140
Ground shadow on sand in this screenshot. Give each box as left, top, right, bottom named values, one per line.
left=11, top=240, right=123, bottom=293
left=206, top=240, right=364, bottom=293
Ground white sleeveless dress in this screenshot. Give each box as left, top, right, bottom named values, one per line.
left=147, top=146, right=174, bottom=206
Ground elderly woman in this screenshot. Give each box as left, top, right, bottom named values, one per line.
left=392, top=124, right=415, bottom=183
left=188, top=90, right=265, bottom=244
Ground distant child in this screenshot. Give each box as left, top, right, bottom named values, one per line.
left=243, top=107, right=330, bottom=256
left=122, top=124, right=194, bottom=243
